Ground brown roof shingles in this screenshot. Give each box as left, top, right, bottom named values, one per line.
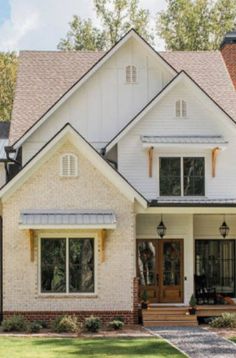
left=10, top=49, right=236, bottom=144
left=161, top=51, right=236, bottom=120
left=10, top=51, right=104, bottom=144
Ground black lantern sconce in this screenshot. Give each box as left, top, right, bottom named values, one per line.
left=219, top=215, right=230, bottom=239
left=157, top=215, right=167, bottom=239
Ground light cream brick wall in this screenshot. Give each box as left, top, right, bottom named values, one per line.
left=2, top=141, right=136, bottom=312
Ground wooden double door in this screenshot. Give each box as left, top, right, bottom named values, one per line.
left=137, top=239, right=184, bottom=303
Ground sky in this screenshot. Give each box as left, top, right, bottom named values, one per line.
left=0, top=0, right=167, bottom=52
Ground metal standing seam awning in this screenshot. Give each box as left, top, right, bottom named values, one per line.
left=19, top=210, right=117, bottom=230
left=141, top=135, right=228, bottom=148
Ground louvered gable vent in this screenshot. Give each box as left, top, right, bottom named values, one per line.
left=60, top=153, right=78, bottom=177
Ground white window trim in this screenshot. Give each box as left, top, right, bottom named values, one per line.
left=38, top=232, right=98, bottom=297
left=60, top=153, right=78, bottom=178
left=125, top=65, right=137, bottom=84
left=157, top=155, right=206, bottom=197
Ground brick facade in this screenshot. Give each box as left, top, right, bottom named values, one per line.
left=3, top=277, right=140, bottom=324
left=221, top=44, right=236, bottom=89
left=2, top=141, right=137, bottom=319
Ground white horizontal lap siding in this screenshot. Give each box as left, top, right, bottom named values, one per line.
left=22, top=37, right=169, bottom=165
left=118, top=82, right=236, bottom=199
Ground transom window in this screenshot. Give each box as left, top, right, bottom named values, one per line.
left=176, top=100, right=187, bottom=118
left=60, top=153, right=78, bottom=177
left=159, top=157, right=205, bottom=196
left=40, top=237, right=95, bottom=294
left=126, top=65, right=137, bottom=83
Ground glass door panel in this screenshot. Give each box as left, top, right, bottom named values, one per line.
left=137, top=239, right=184, bottom=303
left=159, top=239, right=184, bottom=303
left=137, top=240, right=158, bottom=302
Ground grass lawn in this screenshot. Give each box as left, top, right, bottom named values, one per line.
left=0, top=337, right=185, bottom=358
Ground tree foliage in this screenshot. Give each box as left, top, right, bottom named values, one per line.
left=58, top=0, right=153, bottom=51
left=0, top=52, right=17, bottom=121
left=157, top=0, right=236, bottom=50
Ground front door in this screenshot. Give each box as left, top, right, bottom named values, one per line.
left=137, top=239, right=184, bottom=303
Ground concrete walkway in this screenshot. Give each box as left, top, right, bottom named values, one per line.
left=148, top=326, right=236, bottom=358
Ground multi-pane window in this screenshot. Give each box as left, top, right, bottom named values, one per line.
left=183, top=158, right=205, bottom=196
left=159, top=158, right=181, bottom=196
left=159, top=157, right=205, bottom=196
left=126, top=65, right=137, bottom=83
left=60, top=154, right=78, bottom=177
left=40, top=238, right=95, bottom=294
left=195, top=240, right=235, bottom=298
left=176, top=100, right=187, bottom=118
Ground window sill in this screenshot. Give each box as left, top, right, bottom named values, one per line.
left=36, top=294, right=98, bottom=299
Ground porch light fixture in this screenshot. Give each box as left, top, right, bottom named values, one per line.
left=219, top=215, right=230, bottom=238
left=157, top=215, right=166, bottom=239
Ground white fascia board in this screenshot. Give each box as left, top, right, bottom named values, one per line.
left=131, top=31, right=176, bottom=76
left=19, top=223, right=117, bottom=230
left=1, top=125, right=147, bottom=208
left=14, top=31, right=176, bottom=149
left=135, top=206, right=236, bottom=215
left=106, top=71, right=236, bottom=152
left=106, top=74, right=183, bottom=152
left=182, top=74, right=236, bottom=131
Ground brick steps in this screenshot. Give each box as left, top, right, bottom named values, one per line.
left=142, top=307, right=198, bottom=327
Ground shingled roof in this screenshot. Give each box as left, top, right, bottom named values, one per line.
left=10, top=49, right=236, bottom=144
left=10, top=51, right=104, bottom=144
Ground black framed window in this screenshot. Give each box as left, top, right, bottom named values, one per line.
left=41, top=238, right=95, bottom=294
left=184, top=157, right=205, bottom=196
left=41, top=238, right=66, bottom=293
left=69, top=239, right=94, bottom=293
left=159, top=157, right=205, bottom=196
left=195, top=240, right=235, bottom=298
left=159, top=157, right=181, bottom=196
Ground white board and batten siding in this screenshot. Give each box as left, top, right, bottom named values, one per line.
left=22, top=37, right=172, bottom=164
left=118, top=81, right=236, bottom=200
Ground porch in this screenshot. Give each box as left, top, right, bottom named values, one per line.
left=136, top=213, right=236, bottom=306
left=142, top=305, right=236, bottom=327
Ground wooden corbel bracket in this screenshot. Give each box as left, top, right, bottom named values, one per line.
left=212, top=147, right=221, bottom=178
left=148, top=146, right=154, bottom=178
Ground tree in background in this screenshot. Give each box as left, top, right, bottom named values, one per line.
left=58, top=0, right=153, bottom=51
left=0, top=52, right=17, bottom=121
left=157, top=0, right=236, bottom=51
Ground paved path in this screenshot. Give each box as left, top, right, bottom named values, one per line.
left=148, top=326, right=236, bottom=358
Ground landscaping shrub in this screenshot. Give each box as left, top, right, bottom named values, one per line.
left=35, top=320, right=48, bottom=328
left=2, top=315, right=28, bottom=332
left=209, top=313, right=236, bottom=328
left=84, top=316, right=101, bottom=332
left=27, top=321, right=42, bottom=333
left=112, top=316, right=125, bottom=323
left=109, top=319, right=124, bottom=330
left=51, top=315, right=79, bottom=333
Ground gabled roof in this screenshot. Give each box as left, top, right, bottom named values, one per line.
left=10, top=29, right=176, bottom=147
left=104, top=70, right=236, bottom=152
left=0, top=123, right=147, bottom=207
left=161, top=51, right=236, bottom=120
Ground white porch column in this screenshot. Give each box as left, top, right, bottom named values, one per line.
left=184, top=214, right=194, bottom=305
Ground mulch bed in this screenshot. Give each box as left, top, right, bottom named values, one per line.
left=0, top=324, right=152, bottom=338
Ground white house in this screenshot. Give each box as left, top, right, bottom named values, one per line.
left=1, top=29, right=236, bottom=326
